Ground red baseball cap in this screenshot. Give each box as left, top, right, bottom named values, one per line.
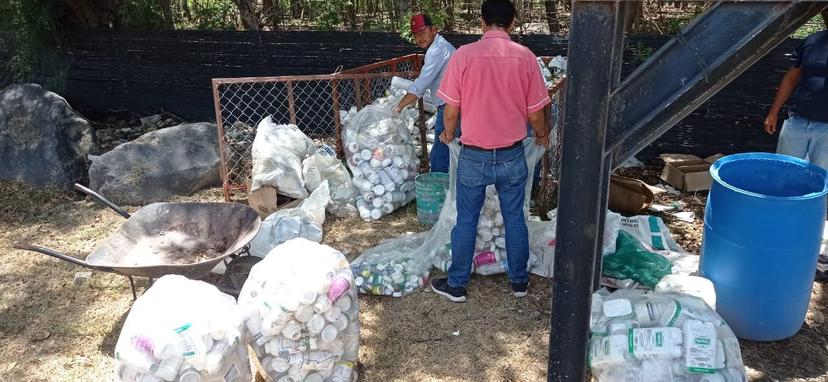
left=410, top=13, right=433, bottom=33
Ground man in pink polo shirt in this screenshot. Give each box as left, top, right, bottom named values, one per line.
left=430, top=0, right=551, bottom=303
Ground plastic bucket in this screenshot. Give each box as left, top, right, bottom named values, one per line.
left=700, top=153, right=828, bottom=341
left=415, top=172, right=449, bottom=225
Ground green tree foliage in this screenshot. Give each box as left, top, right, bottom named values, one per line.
left=0, top=0, right=67, bottom=90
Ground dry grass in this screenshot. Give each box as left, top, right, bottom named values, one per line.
left=1, top=178, right=827, bottom=382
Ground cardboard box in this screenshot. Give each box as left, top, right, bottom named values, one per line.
left=247, top=185, right=301, bottom=218
left=659, top=153, right=724, bottom=192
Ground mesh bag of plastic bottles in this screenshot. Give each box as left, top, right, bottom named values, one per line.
left=249, top=181, right=331, bottom=258
left=351, top=138, right=547, bottom=297
left=113, top=275, right=252, bottom=382
left=431, top=138, right=546, bottom=276
left=251, top=116, right=317, bottom=199
left=341, top=99, right=418, bottom=221
left=239, top=238, right=359, bottom=382
left=350, top=231, right=432, bottom=296
left=589, top=288, right=747, bottom=382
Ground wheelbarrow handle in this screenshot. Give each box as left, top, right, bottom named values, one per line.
left=12, top=243, right=117, bottom=273
left=73, top=183, right=131, bottom=219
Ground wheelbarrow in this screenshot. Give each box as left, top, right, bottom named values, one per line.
left=13, top=184, right=262, bottom=298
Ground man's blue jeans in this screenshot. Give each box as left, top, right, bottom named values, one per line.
left=431, top=105, right=460, bottom=173
left=778, top=114, right=828, bottom=170
left=448, top=144, right=530, bottom=288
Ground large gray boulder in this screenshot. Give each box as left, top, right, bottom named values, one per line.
left=0, top=83, right=93, bottom=189
left=89, top=123, right=222, bottom=205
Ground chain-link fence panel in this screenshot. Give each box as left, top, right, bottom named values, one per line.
left=213, top=65, right=421, bottom=201
left=537, top=78, right=566, bottom=215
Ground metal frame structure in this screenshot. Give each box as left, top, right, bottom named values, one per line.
left=548, top=1, right=827, bottom=380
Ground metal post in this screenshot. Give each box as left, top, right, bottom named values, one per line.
left=417, top=99, right=430, bottom=173
left=211, top=80, right=232, bottom=202
left=548, top=1, right=626, bottom=380
left=286, top=80, right=298, bottom=125
left=332, top=79, right=344, bottom=158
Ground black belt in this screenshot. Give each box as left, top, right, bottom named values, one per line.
left=461, top=140, right=521, bottom=152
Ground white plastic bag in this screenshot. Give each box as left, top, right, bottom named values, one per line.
left=618, top=215, right=684, bottom=253
left=249, top=182, right=332, bottom=257
left=589, top=288, right=746, bottom=381
left=532, top=210, right=697, bottom=285
left=341, top=100, right=418, bottom=221
left=251, top=116, right=317, bottom=198
left=303, top=152, right=358, bottom=217
left=529, top=210, right=620, bottom=278
left=239, top=238, right=359, bottom=382
left=113, top=275, right=251, bottom=382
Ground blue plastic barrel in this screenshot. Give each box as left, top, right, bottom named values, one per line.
left=700, top=153, right=828, bottom=341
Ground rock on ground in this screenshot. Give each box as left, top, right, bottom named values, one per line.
left=0, top=83, right=93, bottom=189
left=88, top=122, right=221, bottom=205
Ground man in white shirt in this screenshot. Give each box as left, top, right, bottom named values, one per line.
left=393, top=13, right=457, bottom=173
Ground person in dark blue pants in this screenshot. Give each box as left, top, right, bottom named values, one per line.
left=430, top=106, right=460, bottom=173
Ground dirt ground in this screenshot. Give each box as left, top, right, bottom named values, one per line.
left=1, top=166, right=827, bottom=381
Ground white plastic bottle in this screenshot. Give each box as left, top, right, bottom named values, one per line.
left=308, top=314, right=326, bottom=334
left=634, top=299, right=685, bottom=327
left=288, top=351, right=337, bottom=370
left=154, top=355, right=183, bottom=381
left=322, top=324, right=340, bottom=342
left=655, top=275, right=717, bottom=309
left=603, top=298, right=633, bottom=318
left=281, top=320, right=302, bottom=340
left=294, top=305, right=314, bottom=323
left=590, top=293, right=606, bottom=334
left=715, top=336, right=744, bottom=369
left=588, top=334, right=628, bottom=368
left=475, top=259, right=508, bottom=275
left=629, top=327, right=683, bottom=359
left=262, top=309, right=292, bottom=336
left=683, top=319, right=718, bottom=374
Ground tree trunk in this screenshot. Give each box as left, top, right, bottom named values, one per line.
left=62, top=0, right=119, bottom=29
left=181, top=0, right=191, bottom=19
left=159, top=0, right=175, bottom=29
left=262, top=0, right=279, bottom=29
left=395, top=0, right=409, bottom=25
left=623, top=1, right=642, bottom=33
left=345, top=0, right=357, bottom=30
left=543, top=0, right=558, bottom=33
left=444, top=0, right=454, bottom=32
left=290, top=0, right=301, bottom=18
left=822, top=9, right=828, bottom=29
left=234, top=0, right=260, bottom=30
